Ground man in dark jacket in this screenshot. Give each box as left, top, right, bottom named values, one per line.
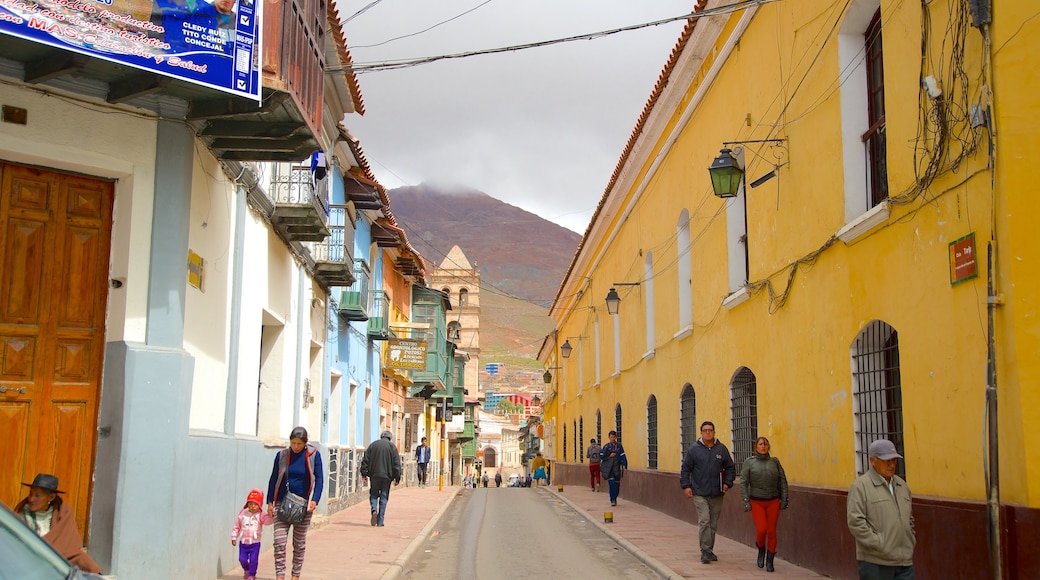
left=680, top=421, right=736, bottom=564
left=360, top=430, right=402, bottom=527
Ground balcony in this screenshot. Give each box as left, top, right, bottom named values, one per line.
left=310, top=206, right=354, bottom=287
left=0, top=0, right=331, bottom=162
left=367, top=290, right=392, bottom=340
left=269, top=163, right=329, bottom=242
left=338, top=259, right=371, bottom=321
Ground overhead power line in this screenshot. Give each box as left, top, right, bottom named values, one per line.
left=329, top=0, right=780, bottom=74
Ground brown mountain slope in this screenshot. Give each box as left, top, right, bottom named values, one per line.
left=388, top=183, right=581, bottom=367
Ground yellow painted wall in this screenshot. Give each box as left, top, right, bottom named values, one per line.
left=549, top=0, right=1039, bottom=507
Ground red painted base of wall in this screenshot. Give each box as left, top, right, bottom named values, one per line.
left=553, top=462, right=1035, bottom=579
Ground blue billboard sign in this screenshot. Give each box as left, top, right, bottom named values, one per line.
left=0, top=0, right=260, bottom=100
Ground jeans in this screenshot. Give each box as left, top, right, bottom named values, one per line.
left=607, top=479, right=621, bottom=502
left=858, top=562, right=914, bottom=580
left=369, top=476, right=392, bottom=525
left=692, top=494, right=724, bottom=551
left=417, top=462, right=429, bottom=485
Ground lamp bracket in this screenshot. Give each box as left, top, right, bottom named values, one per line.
left=722, top=138, right=785, bottom=146
left=611, top=282, right=640, bottom=286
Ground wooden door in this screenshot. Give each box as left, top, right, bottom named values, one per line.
left=0, top=161, right=114, bottom=544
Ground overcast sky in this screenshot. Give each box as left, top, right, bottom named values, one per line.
left=338, top=0, right=695, bottom=234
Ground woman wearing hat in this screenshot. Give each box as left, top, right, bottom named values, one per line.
left=267, top=426, right=323, bottom=580
left=13, top=473, right=102, bottom=573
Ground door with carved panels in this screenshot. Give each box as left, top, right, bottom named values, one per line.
left=0, top=161, right=113, bottom=545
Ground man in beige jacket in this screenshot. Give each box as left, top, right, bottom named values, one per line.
left=846, top=439, right=915, bottom=579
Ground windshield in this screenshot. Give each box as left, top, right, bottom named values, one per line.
left=0, top=504, right=71, bottom=580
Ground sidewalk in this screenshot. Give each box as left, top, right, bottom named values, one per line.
left=218, top=484, right=460, bottom=580
left=219, top=483, right=827, bottom=579
left=545, top=484, right=827, bottom=579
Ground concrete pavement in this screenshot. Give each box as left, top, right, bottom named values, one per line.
left=218, top=483, right=826, bottom=579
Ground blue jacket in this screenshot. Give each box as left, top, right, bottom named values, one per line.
left=599, top=441, right=628, bottom=480
left=268, top=444, right=324, bottom=504
left=680, top=439, right=735, bottom=497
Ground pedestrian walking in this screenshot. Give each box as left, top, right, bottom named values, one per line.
left=531, top=452, right=548, bottom=486
left=231, top=489, right=274, bottom=580
left=415, top=436, right=432, bottom=487
left=360, top=430, right=403, bottom=527
left=586, top=438, right=602, bottom=492
left=599, top=431, right=628, bottom=506
left=482, top=472, right=490, bottom=488
left=267, top=426, right=323, bottom=580
left=739, top=437, right=789, bottom=572
left=679, top=420, right=735, bottom=564
left=847, top=439, right=915, bottom=580
left=13, top=473, right=102, bottom=573
left=495, top=472, right=503, bottom=487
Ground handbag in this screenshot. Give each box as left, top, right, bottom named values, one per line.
left=276, top=491, right=308, bottom=524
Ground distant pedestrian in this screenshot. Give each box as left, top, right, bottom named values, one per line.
left=531, top=452, right=548, bottom=486
left=360, top=430, right=403, bottom=527
left=739, top=437, right=789, bottom=572
left=847, top=439, right=915, bottom=580
left=680, top=421, right=735, bottom=564
left=586, top=438, right=602, bottom=492
left=482, top=472, right=490, bottom=487
left=599, top=431, right=628, bottom=506
left=495, top=472, right=502, bottom=487
left=267, top=426, right=323, bottom=580
left=232, top=489, right=274, bottom=580
left=415, top=436, right=432, bottom=487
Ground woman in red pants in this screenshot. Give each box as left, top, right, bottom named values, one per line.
left=739, top=437, right=789, bottom=572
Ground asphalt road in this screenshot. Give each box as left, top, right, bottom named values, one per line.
left=397, top=486, right=663, bottom=579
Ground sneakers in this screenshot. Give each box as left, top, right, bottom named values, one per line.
left=610, top=500, right=617, bottom=506
left=700, top=550, right=718, bottom=563
left=371, top=510, right=378, bottom=526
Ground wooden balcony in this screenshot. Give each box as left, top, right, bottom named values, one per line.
left=269, top=163, right=329, bottom=242
left=367, top=290, right=392, bottom=340
left=309, top=206, right=354, bottom=287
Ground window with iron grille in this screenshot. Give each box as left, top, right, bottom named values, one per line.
left=647, top=395, right=658, bottom=470
left=573, top=420, right=578, bottom=462
left=596, top=410, right=602, bottom=446
left=615, top=404, right=623, bottom=443
left=730, top=367, right=758, bottom=474
left=563, top=424, right=568, bottom=463
left=851, top=321, right=905, bottom=479
left=680, top=384, right=697, bottom=459
left=579, top=417, right=584, bottom=463
left=864, top=8, right=887, bottom=208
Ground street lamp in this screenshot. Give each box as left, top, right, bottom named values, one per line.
left=561, top=340, right=573, bottom=359
left=605, top=282, right=640, bottom=315
left=708, top=147, right=743, bottom=198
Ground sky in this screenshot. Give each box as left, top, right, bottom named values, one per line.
left=338, top=0, right=697, bottom=234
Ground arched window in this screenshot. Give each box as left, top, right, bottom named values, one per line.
left=615, top=404, right=623, bottom=443
left=483, top=447, right=497, bottom=468
left=680, top=384, right=697, bottom=458
left=573, top=420, right=578, bottom=462
left=459, top=287, right=469, bottom=307
left=730, top=367, right=759, bottom=473
left=647, top=395, right=658, bottom=470
left=851, top=320, right=905, bottom=479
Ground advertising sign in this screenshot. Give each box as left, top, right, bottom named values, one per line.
left=949, top=232, right=978, bottom=286
left=387, top=338, right=427, bottom=371
left=0, top=0, right=260, bottom=99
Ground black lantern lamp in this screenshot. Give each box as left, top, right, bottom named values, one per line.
left=605, top=288, right=620, bottom=315
left=543, top=370, right=552, bottom=383
left=708, top=147, right=744, bottom=198
left=560, top=340, right=573, bottom=359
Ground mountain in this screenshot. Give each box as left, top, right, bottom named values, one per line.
left=388, top=183, right=582, bottom=366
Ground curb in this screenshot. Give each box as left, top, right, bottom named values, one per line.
left=546, top=487, right=685, bottom=580
left=381, top=486, right=462, bottom=580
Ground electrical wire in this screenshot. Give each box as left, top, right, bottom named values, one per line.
left=349, top=0, right=497, bottom=49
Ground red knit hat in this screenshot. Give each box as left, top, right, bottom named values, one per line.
left=244, top=488, right=264, bottom=508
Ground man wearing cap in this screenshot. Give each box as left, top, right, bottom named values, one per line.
left=360, top=430, right=403, bottom=527
left=847, top=439, right=916, bottom=579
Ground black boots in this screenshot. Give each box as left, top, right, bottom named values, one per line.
left=756, top=544, right=766, bottom=568
left=766, top=551, right=776, bottom=572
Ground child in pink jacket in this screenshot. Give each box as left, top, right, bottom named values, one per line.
left=232, top=489, right=273, bottom=580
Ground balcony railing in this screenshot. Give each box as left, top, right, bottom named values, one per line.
left=269, top=163, right=330, bottom=242
left=367, top=290, right=392, bottom=340
left=339, top=259, right=371, bottom=321
left=310, top=206, right=354, bottom=287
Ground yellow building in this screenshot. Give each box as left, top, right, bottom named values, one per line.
left=543, top=0, right=1037, bottom=577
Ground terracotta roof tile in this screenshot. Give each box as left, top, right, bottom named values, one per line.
left=327, top=1, right=366, bottom=115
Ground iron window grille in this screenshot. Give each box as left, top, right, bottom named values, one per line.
left=579, top=417, right=584, bottom=463
left=563, top=424, right=568, bottom=463
left=573, top=420, right=578, bottom=462
left=730, top=367, right=759, bottom=474
left=680, top=384, right=697, bottom=460
left=596, top=410, right=602, bottom=448
left=615, top=404, right=623, bottom=444
left=647, top=395, right=659, bottom=470
left=851, top=321, right=905, bottom=479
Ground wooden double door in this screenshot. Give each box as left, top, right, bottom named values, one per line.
left=0, top=161, right=113, bottom=544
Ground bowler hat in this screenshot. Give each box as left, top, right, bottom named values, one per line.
left=21, top=473, right=64, bottom=494
left=868, top=439, right=903, bottom=460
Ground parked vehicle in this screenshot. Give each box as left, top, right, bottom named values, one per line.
left=508, top=473, right=521, bottom=487
left=0, top=503, right=105, bottom=580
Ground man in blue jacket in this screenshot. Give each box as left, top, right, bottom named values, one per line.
left=680, top=421, right=736, bottom=564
